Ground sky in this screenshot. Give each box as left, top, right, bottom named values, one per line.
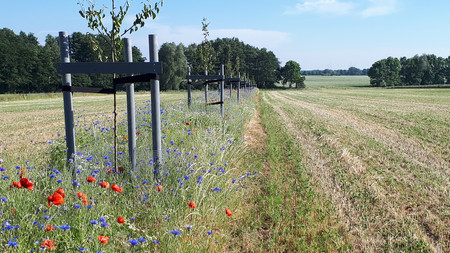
left=1, top=0, right=449, bottom=70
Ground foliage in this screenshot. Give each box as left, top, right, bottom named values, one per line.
left=280, top=60, right=305, bottom=88
left=159, top=43, right=187, bottom=90
left=369, top=54, right=450, bottom=87
left=303, top=67, right=369, bottom=76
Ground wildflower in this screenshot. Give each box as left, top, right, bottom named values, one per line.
left=207, top=230, right=213, bottom=235
left=44, top=215, right=51, bottom=220
left=153, top=240, right=160, bottom=244
left=139, top=237, right=147, bottom=242
left=188, top=201, right=196, bottom=209
left=60, top=225, right=71, bottom=230
left=77, top=192, right=88, bottom=205
left=118, top=166, right=125, bottom=173
left=171, top=230, right=181, bottom=236
left=157, top=185, right=163, bottom=192
left=129, top=239, right=139, bottom=246
left=186, top=122, right=190, bottom=125
left=45, top=225, right=56, bottom=231
left=78, top=247, right=85, bottom=251
left=99, top=182, right=110, bottom=188
left=225, top=208, right=233, bottom=216
left=136, top=131, right=141, bottom=135
left=117, top=216, right=125, bottom=224
left=72, top=180, right=80, bottom=187
left=111, top=184, right=123, bottom=193
left=47, top=192, right=65, bottom=207
left=86, top=176, right=96, bottom=183
left=55, top=188, right=65, bottom=198
left=10, top=181, right=22, bottom=189
left=90, top=219, right=98, bottom=225
left=74, top=204, right=81, bottom=209
left=8, top=238, right=18, bottom=247
left=40, top=239, right=57, bottom=250
left=97, top=236, right=109, bottom=245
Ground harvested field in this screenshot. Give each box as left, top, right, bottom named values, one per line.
left=261, top=87, right=449, bottom=252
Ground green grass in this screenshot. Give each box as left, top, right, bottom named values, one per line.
left=304, top=75, right=370, bottom=88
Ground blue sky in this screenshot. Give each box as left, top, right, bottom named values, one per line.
left=1, top=0, right=449, bottom=69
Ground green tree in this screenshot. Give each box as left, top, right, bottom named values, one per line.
left=281, top=60, right=305, bottom=88
left=199, top=17, right=215, bottom=75
left=159, top=42, right=187, bottom=90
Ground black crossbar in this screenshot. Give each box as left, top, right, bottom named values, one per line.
left=62, top=86, right=115, bottom=94
left=225, top=78, right=240, bottom=82
left=113, top=74, right=158, bottom=85
left=206, top=101, right=224, bottom=106
left=186, top=75, right=224, bottom=80
left=204, top=79, right=223, bottom=84
left=57, top=62, right=163, bottom=74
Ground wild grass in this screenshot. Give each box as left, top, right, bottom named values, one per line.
left=0, top=89, right=259, bottom=252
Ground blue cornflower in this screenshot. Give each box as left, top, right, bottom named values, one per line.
left=89, top=219, right=98, bottom=225
left=171, top=230, right=181, bottom=236
left=60, top=225, right=71, bottom=230
left=72, top=180, right=80, bottom=187
left=194, top=155, right=198, bottom=159
left=43, top=215, right=51, bottom=220
left=78, top=247, right=85, bottom=251
left=207, top=231, right=213, bottom=235
left=99, top=217, right=106, bottom=222
left=142, top=180, right=147, bottom=184
left=0, top=167, right=5, bottom=172
left=153, top=240, right=160, bottom=244
left=101, top=222, right=109, bottom=227
left=86, top=205, right=93, bottom=209
left=57, top=180, right=63, bottom=183
left=74, top=204, right=81, bottom=209
left=210, top=153, right=215, bottom=156
left=49, top=174, right=56, bottom=178
left=52, top=169, right=61, bottom=174
left=8, top=238, right=18, bottom=247
left=129, top=239, right=139, bottom=246
left=232, top=179, right=236, bottom=184
left=76, top=169, right=81, bottom=174
left=139, top=237, right=147, bottom=242
left=0, top=197, right=7, bottom=202
left=184, top=175, right=189, bottom=180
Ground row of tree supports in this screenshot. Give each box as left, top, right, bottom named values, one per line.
left=57, top=32, right=163, bottom=180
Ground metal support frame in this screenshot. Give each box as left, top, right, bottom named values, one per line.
left=58, top=32, right=162, bottom=179
left=186, top=72, right=225, bottom=113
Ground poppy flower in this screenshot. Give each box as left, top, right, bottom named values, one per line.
left=157, top=185, right=162, bottom=192
left=123, top=136, right=127, bottom=140
left=40, top=239, right=57, bottom=250
left=188, top=201, right=196, bottom=209
left=118, top=166, right=125, bottom=173
left=117, top=216, right=125, bottom=223
left=136, top=131, right=141, bottom=135
left=97, top=235, right=109, bottom=245
left=55, top=188, right=65, bottom=198
left=86, top=176, right=96, bottom=183
left=99, top=182, right=110, bottom=188
left=111, top=184, right=123, bottom=193
left=186, top=122, right=190, bottom=125
left=225, top=208, right=233, bottom=216
left=45, top=225, right=56, bottom=231
left=10, top=181, right=22, bottom=189
left=47, top=192, right=65, bottom=207
left=77, top=192, right=88, bottom=205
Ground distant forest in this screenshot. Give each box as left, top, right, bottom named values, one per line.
left=303, top=67, right=369, bottom=76
left=0, top=28, right=305, bottom=94
left=368, top=55, right=450, bottom=87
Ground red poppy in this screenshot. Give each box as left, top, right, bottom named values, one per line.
left=86, top=176, right=96, bottom=183
left=40, top=239, right=57, bottom=250
left=45, top=225, right=56, bottom=231
left=118, top=166, right=125, bottom=173
left=55, top=188, right=65, bottom=198
left=97, top=235, right=109, bottom=245
left=157, top=185, right=163, bottom=192
left=10, top=181, right=22, bottom=189
left=112, top=184, right=123, bottom=193
left=188, top=201, right=196, bottom=209
left=136, top=131, right=141, bottom=135
left=117, top=216, right=125, bottom=223
left=99, top=182, right=110, bottom=188
left=77, top=192, right=88, bottom=205
left=225, top=208, right=233, bottom=216
left=186, top=122, right=190, bottom=125
left=47, top=192, right=65, bottom=207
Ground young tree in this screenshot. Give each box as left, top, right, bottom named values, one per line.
left=199, top=17, right=215, bottom=75
left=78, top=0, right=163, bottom=170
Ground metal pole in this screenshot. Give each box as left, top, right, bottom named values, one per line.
left=220, top=64, right=224, bottom=118
left=204, top=70, right=208, bottom=110
left=237, top=72, right=240, bottom=103
left=59, top=31, right=76, bottom=173
left=123, top=38, right=136, bottom=173
left=229, top=77, right=233, bottom=100
left=149, top=34, right=162, bottom=181
left=187, top=65, right=191, bottom=108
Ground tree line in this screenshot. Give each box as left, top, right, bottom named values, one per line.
left=303, top=67, right=368, bottom=76
left=368, top=54, right=450, bottom=87
left=0, top=28, right=305, bottom=94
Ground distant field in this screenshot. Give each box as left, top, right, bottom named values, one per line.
left=304, top=75, right=370, bottom=87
